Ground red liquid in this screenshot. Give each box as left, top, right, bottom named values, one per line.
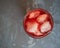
left=23, top=8, right=54, bottom=39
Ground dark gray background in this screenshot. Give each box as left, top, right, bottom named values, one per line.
left=0, top=0, right=60, bottom=48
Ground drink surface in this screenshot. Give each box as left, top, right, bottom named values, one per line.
left=23, top=8, right=54, bottom=38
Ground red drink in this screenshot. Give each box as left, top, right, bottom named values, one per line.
left=23, top=8, right=54, bottom=38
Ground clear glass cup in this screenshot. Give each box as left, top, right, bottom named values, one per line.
left=22, top=0, right=60, bottom=48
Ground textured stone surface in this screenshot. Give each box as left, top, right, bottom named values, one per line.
left=0, top=0, right=60, bottom=48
